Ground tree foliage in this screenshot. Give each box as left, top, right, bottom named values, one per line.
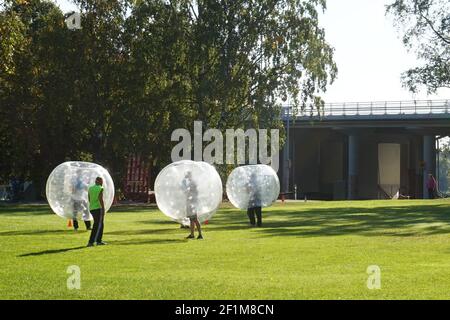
left=0, top=0, right=336, bottom=196
left=387, top=0, right=450, bottom=93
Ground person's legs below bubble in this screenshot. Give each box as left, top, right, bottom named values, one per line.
left=82, top=204, right=92, bottom=230
left=194, top=217, right=203, bottom=239
left=247, top=208, right=256, bottom=226
left=255, top=207, right=262, bottom=227
left=186, top=217, right=195, bottom=239
left=73, top=200, right=80, bottom=230
left=73, top=218, right=79, bottom=230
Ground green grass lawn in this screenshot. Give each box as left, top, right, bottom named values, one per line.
left=1, top=199, right=450, bottom=299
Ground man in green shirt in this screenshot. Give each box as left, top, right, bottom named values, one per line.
left=87, top=177, right=106, bottom=247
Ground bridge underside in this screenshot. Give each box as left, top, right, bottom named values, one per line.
left=279, top=117, right=450, bottom=200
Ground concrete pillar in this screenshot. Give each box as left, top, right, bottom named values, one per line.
left=408, top=138, right=420, bottom=198
left=423, top=135, right=436, bottom=199
left=348, top=134, right=359, bottom=200
left=282, top=136, right=290, bottom=193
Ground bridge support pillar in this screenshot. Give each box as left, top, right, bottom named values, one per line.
left=348, top=134, right=360, bottom=200
left=423, top=135, right=436, bottom=199
left=282, top=135, right=290, bottom=194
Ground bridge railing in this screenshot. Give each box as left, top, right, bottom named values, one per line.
left=281, top=99, right=450, bottom=118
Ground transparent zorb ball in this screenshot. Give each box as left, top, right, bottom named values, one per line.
left=46, top=161, right=115, bottom=220
left=226, top=164, right=280, bottom=210
left=155, top=160, right=222, bottom=225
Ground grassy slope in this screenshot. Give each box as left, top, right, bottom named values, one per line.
left=0, top=199, right=449, bottom=299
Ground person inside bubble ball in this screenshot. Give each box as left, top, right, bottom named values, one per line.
left=182, top=171, right=203, bottom=239
left=247, top=171, right=262, bottom=227
left=71, top=170, right=92, bottom=231
left=427, top=173, right=437, bottom=199
left=87, top=177, right=107, bottom=247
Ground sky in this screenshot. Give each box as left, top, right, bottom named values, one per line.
left=319, top=0, right=449, bottom=103
left=54, top=0, right=450, bottom=103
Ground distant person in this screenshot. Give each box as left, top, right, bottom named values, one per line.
left=427, top=174, right=437, bottom=199
left=182, top=171, right=203, bottom=239
left=87, top=177, right=106, bottom=247
left=10, top=176, right=23, bottom=202
left=71, top=171, right=92, bottom=231
left=247, top=172, right=262, bottom=227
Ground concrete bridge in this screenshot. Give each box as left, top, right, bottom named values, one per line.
left=279, top=100, right=450, bottom=200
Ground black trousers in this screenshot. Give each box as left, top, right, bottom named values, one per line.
left=247, top=207, right=262, bottom=226
left=88, top=209, right=104, bottom=244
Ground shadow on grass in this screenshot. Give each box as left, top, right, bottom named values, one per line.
left=17, top=238, right=185, bottom=257
left=0, top=204, right=159, bottom=216
left=18, top=246, right=86, bottom=257
left=108, top=238, right=186, bottom=246
left=106, top=228, right=179, bottom=236
left=0, top=229, right=78, bottom=236
left=0, top=204, right=51, bottom=216
left=109, top=205, right=158, bottom=213
left=5, top=202, right=450, bottom=239
left=207, top=203, right=450, bottom=238
left=138, top=219, right=176, bottom=225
